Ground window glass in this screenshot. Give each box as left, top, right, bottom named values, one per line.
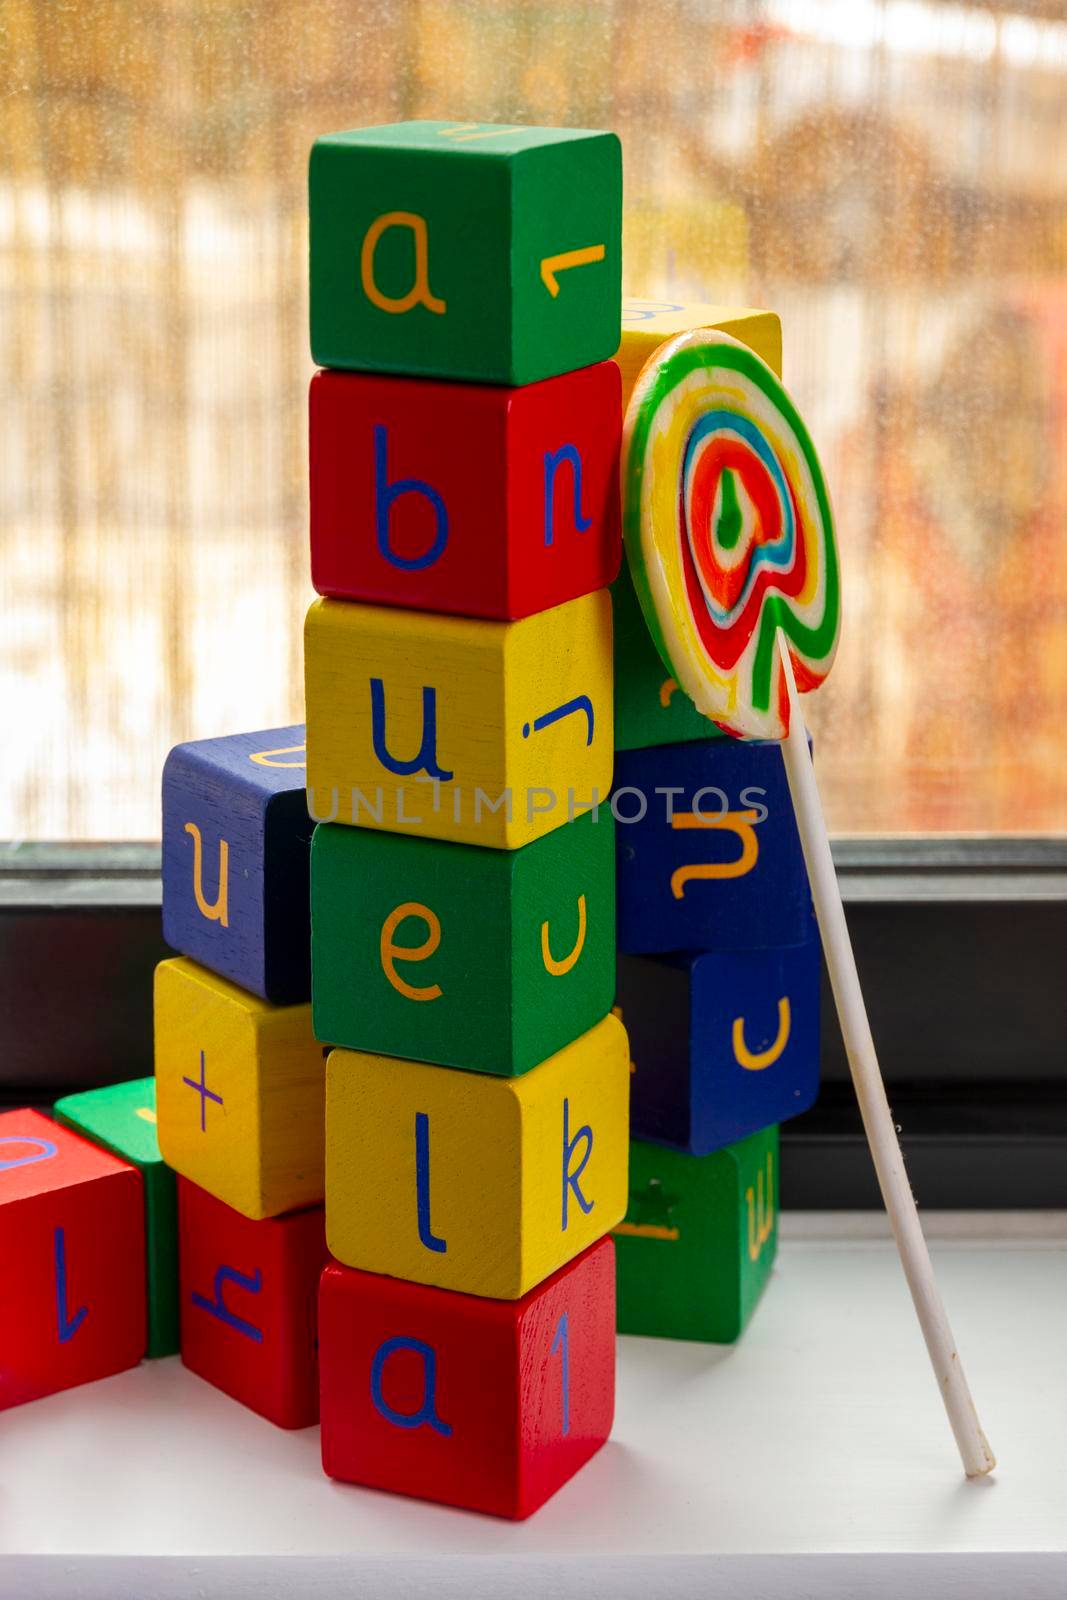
left=3, top=0, right=1065, bottom=837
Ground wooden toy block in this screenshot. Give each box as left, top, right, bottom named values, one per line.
left=304, top=589, right=613, bottom=849
left=612, top=299, right=782, bottom=751
left=0, top=1108, right=145, bottom=1409
left=618, top=933, right=820, bottom=1155
left=325, top=1012, right=629, bottom=1299
left=54, top=1076, right=179, bottom=1358
left=309, top=120, right=622, bottom=386
left=154, top=957, right=326, bottom=1221
left=614, top=1127, right=778, bottom=1344
left=178, top=1178, right=327, bottom=1429
left=310, top=362, right=621, bottom=622
left=311, top=810, right=615, bottom=1077
left=319, top=1236, right=615, bottom=1519
left=614, top=737, right=812, bottom=953
left=616, top=298, right=782, bottom=412
left=162, top=724, right=312, bottom=1005
left=613, top=559, right=728, bottom=751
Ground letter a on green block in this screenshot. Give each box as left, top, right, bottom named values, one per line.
left=309, top=120, right=622, bottom=385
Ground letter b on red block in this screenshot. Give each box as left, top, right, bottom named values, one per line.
left=319, top=1237, right=616, bottom=1519
left=309, top=362, right=621, bottom=621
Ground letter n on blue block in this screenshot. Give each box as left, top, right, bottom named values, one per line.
left=162, top=725, right=312, bottom=1003
left=614, top=738, right=812, bottom=954
left=619, top=933, right=821, bottom=1154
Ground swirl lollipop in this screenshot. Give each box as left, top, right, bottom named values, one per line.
left=623, top=327, right=839, bottom=740
left=622, top=325, right=994, bottom=1480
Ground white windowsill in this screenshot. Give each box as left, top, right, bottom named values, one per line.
left=3, top=1213, right=1065, bottom=1599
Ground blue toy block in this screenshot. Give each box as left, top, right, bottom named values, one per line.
left=614, top=737, right=812, bottom=953
left=161, top=725, right=311, bottom=1004
left=617, top=932, right=821, bottom=1155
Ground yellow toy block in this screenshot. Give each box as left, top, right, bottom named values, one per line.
left=325, top=1011, right=630, bottom=1299
left=616, top=298, right=783, bottom=411
left=304, top=591, right=613, bottom=849
left=154, top=957, right=325, bottom=1221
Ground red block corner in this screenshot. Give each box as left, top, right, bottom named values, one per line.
left=319, top=1235, right=616, bottom=1519
left=0, top=1107, right=145, bottom=1409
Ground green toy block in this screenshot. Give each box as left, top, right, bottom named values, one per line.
left=309, top=119, right=622, bottom=385
left=613, top=560, right=727, bottom=750
left=311, top=810, right=615, bottom=1076
left=53, top=1076, right=179, bottom=1358
left=614, top=1126, right=778, bottom=1343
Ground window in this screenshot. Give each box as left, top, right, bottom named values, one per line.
left=4, top=0, right=1066, bottom=839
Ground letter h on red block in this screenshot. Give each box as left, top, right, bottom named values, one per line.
left=178, top=1178, right=327, bottom=1428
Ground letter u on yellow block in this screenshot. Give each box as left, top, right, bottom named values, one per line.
left=304, top=591, right=613, bottom=849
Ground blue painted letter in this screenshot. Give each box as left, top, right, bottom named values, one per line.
left=370, top=1336, right=452, bottom=1436
left=54, top=1227, right=88, bottom=1343
left=191, top=1263, right=264, bottom=1343
left=1, top=1135, right=57, bottom=1173
left=370, top=679, right=454, bottom=782
left=543, top=444, right=592, bottom=547
left=551, top=1311, right=570, bottom=1435
left=375, top=425, right=449, bottom=571
left=562, top=1098, right=594, bottom=1230
left=415, top=1111, right=447, bottom=1254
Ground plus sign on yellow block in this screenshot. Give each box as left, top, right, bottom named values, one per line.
left=153, top=958, right=326, bottom=1221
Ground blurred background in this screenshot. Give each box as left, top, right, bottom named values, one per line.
left=2, top=0, right=1066, bottom=839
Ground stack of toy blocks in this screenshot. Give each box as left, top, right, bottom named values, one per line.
left=610, top=301, right=821, bottom=1344
left=306, top=119, right=630, bottom=1518
left=154, top=727, right=329, bottom=1427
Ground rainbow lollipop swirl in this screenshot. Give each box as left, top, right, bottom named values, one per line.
left=623, top=328, right=840, bottom=740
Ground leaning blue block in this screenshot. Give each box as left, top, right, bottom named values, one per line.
left=162, top=725, right=311, bottom=1004
left=618, top=931, right=820, bottom=1155
left=614, top=737, right=812, bottom=954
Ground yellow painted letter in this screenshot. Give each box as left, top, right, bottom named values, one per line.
left=541, top=894, right=587, bottom=977
left=185, top=822, right=229, bottom=927
left=361, top=212, right=446, bottom=316
left=746, top=1153, right=775, bottom=1262
left=669, top=810, right=759, bottom=899
left=381, top=902, right=443, bottom=1002
left=733, top=998, right=791, bottom=1072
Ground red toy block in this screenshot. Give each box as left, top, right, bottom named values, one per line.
left=319, top=1236, right=616, bottom=1519
left=309, top=361, right=621, bottom=621
left=0, top=1108, right=145, bottom=1409
left=178, top=1178, right=327, bottom=1428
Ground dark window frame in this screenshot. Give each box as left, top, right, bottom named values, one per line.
left=2, top=839, right=1064, bottom=1208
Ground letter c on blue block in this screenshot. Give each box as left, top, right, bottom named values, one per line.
left=370, top=1335, right=452, bottom=1436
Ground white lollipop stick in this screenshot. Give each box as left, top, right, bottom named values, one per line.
left=776, top=631, right=995, bottom=1478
